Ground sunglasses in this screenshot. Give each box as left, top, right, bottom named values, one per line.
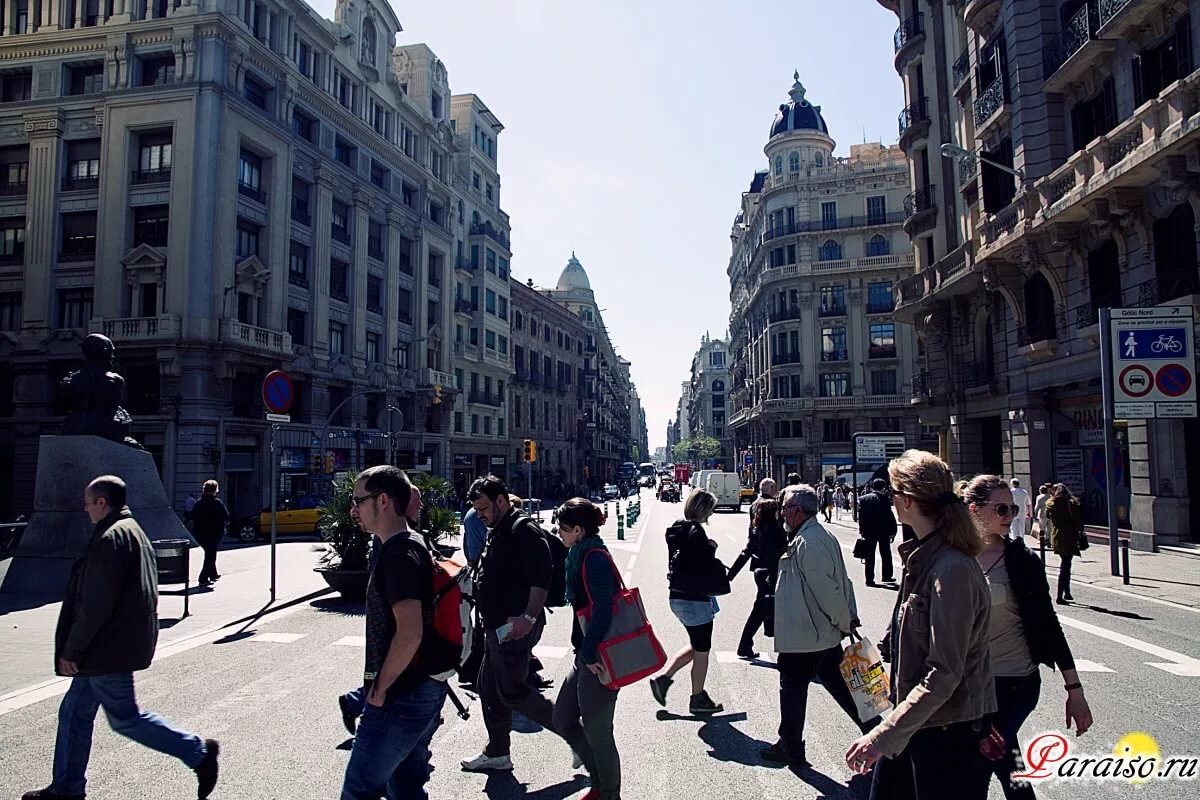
left=977, top=502, right=1014, bottom=518
left=351, top=491, right=383, bottom=507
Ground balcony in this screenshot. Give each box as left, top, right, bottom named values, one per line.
left=768, top=307, right=802, bottom=324
left=237, top=182, right=267, bottom=204
left=220, top=319, right=293, bottom=358
left=961, top=361, right=996, bottom=391
left=973, top=75, right=1010, bottom=134
left=866, top=299, right=896, bottom=315
left=1097, top=0, right=1156, bottom=41
left=1042, top=3, right=1115, bottom=94
left=468, top=390, right=504, bottom=407
left=62, top=176, right=98, bottom=192
left=958, top=153, right=978, bottom=192
left=59, top=239, right=96, bottom=262
left=453, top=298, right=476, bottom=314
left=894, top=241, right=977, bottom=323
left=894, top=13, right=925, bottom=72
left=818, top=303, right=847, bottom=318
left=963, top=0, right=1001, bottom=32
left=90, top=314, right=180, bottom=344
left=902, top=184, right=937, bottom=236
left=420, top=368, right=455, bottom=389
left=1016, top=324, right=1059, bottom=360
left=770, top=352, right=803, bottom=367
left=331, top=226, right=351, bottom=245
left=911, top=370, right=933, bottom=404
left=1127, top=274, right=1200, bottom=308
left=131, top=167, right=171, bottom=185
left=898, top=97, right=930, bottom=153
left=821, top=349, right=849, bottom=363
left=952, top=48, right=971, bottom=95
left=290, top=202, right=311, bottom=226
left=367, top=243, right=385, bottom=262
left=469, top=222, right=510, bottom=251
left=455, top=255, right=477, bottom=272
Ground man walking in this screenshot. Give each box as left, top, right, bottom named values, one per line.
left=461, top=475, right=586, bottom=773
left=23, top=476, right=218, bottom=800
left=857, top=479, right=897, bottom=587
left=340, top=465, right=448, bottom=799
left=761, top=484, right=879, bottom=771
left=729, top=478, right=780, bottom=659
left=190, top=480, right=229, bottom=584
left=1010, top=478, right=1030, bottom=540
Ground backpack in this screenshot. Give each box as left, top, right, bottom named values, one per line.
left=516, top=515, right=569, bottom=608
left=406, top=536, right=475, bottom=681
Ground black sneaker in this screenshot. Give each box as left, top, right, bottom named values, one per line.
left=649, top=676, right=672, bottom=707
left=339, top=693, right=358, bottom=735
left=737, top=649, right=760, bottom=660
left=689, top=691, right=723, bottom=715
left=22, top=790, right=85, bottom=800
left=195, top=739, right=220, bottom=799
left=761, top=741, right=811, bottom=769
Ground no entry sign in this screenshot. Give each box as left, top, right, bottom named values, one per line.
left=262, top=370, right=295, bottom=415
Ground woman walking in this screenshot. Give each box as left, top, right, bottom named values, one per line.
left=1046, top=484, right=1084, bottom=604
left=553, top=498, right=623, bottom=800
left=733, top=499, right=787, bottom=659
left=845, top=450, right=996, bottom=800
left=649, top=489, right=729, bottom=715
left=1033, top=483, right=1051, bottom=545
left=963, top=475, right=1094, bottom=799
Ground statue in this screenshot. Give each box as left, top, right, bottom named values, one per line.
left=59, top=333, right=143, bottom=449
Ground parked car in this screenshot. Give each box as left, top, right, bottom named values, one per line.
left=233, top=495, right=324, bottom=542
left=658, top=481, right=680, bottom=503
left=603, top=483, right=620, bottom=500
left=739, top=484, right=757, bottom=504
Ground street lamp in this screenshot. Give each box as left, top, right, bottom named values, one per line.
left=939, top=142, right=1025, bottom=182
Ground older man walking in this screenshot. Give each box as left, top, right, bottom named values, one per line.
left=761, top=484, right=880, bottom=771
left=23, top=475, right=219, bottom=800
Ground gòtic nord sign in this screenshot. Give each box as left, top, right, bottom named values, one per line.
left=1110, top=306, right=1196, bottom=419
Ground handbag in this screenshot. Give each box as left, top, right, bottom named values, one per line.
left=576, top=550, right=667, bottom=690
left=852, top=537, right=873, bottom=560
left=838, top=632, right=893, bottom=723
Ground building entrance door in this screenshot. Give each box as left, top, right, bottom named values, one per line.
left=979, top=416, right=1004, bottom=476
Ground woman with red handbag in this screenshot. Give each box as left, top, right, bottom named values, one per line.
left=552, top=497, right=623, bottom=800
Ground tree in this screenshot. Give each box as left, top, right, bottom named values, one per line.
left=672, top=436, right=723, bottom=463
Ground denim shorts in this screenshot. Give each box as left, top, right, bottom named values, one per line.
left=670, top=598, right=718, bottom=627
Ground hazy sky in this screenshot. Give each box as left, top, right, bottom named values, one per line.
left=314, top=0, right=905, bottom=450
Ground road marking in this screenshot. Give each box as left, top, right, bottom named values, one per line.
left=1058, top=614, right=1200, bottom=675
left=332, top=635, right=366, bottom=647
left=1072, top=659, right=1115, bottom=673
left=715, top=651, right=776, bottom=665
left=249, top=632, right=307, bottom=643
left=533, top=645, right=569, bottom=660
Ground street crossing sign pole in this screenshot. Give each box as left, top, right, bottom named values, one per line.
left=1099, top=308, right=1120, bottom=576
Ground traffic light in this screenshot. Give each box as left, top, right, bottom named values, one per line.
left=523, top=439, right=537, bottom=463
left=324, top=452, right=335, bottom=474
left=582, top=465, right=589, bottom=479
left=433, top=384, right=443, bottom=405
left=309, top=453, right=322, bottom=473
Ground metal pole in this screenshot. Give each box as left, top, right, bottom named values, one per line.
left=527, top=461, right=533, bottom=514
left=269, top=422, right=278, bottom=603
left=1121, top=539, right=1131, bottom=585
left=1099, top=307, right=1121, bottom=576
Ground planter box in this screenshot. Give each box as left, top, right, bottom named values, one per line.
left=315, top=567, right=369, bottom=601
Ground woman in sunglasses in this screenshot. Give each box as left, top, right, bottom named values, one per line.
left=963, top=475, right=1093, bottom=800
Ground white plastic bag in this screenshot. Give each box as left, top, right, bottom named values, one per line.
left=839, top=633, right=893, bottom=722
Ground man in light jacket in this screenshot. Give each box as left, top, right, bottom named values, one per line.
left=761, top=484, right=880, bottom=771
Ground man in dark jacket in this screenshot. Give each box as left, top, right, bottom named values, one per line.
left=857, top=478, right=897, bottom=586
left=190, top=479, right=229, bottom=584
left=23, top=475, right=219, bottom=800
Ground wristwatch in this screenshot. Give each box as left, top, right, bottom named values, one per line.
left=521, top=613, right=537, bottom=626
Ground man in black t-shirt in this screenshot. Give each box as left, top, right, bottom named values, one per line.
left=340, top=466, right=447, bottom=800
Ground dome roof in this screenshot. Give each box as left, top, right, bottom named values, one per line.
left=771, top=72, right=829, bottom=138
left=556, top=252, right=591, bottom=291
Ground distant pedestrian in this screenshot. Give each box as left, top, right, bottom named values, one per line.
left=649, top=488, right=729, bottom=715
left=23, top=476, right=219, bottom=800
left=732, top=498, right=787, bottom=659
left=786, top=472, right=801, bottom=487
left=845, top=450, right=995, bottom=799
left=553, top=498, right=624, bottom=800
left=857, top=478, right=897, bottom=587
left=462, top=507, right=488, bottom=566
left=820, top=484, right=834, bottom=523
left=964, top=475, right=1094, bottom=800
left=1046, top=484, right=1084, bottom=604
left=1009, top=479, right=1030, bottom=540
left=762, top=484, right=878, bottom=771
left=190, top=480, right=229, bottom=585
left=1033, top=483, right=1051, bottom=544
left=339, top=466, right=447, bottom=799
left=181, top=492, right=198, bottom=530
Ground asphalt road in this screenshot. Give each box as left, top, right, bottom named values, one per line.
left=1, top=491, right=1197, bottom=799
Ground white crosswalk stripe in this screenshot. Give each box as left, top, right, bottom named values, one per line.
left=532, top=645, right=570, bottom=660
left=250, top=632, right=307, bottom=643
left=332, top=635, right=366, bottom=647
left=1072, top=659, right=1115, bottom=673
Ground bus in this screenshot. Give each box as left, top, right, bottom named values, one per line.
left=637, top=463, right=656, bottom=482
left=617, top=462, right=638, bottom=483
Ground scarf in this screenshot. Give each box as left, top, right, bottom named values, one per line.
left=564, top=533, right=608, bottom=605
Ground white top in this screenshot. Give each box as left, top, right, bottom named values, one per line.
left=1010, top=487, right=1030, bottom=519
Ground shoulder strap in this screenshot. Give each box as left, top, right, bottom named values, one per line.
left=580, top=547, right=624, bottom=609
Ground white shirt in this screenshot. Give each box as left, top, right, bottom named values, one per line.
left=1010, top=487, right=1030, bottom=519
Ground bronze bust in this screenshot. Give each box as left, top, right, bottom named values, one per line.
left=60, top=333, right=143, bottom=448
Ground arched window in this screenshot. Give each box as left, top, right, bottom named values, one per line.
left=361, top=19, right=377, bottom=65
left=1153, top=203, right=1200, bottom=300
left=1086, top=240, right=1120, bottom=325
left=819, top=239, right=842, bottom=261
left=711, top=380, right=725, bottom=392
left=788, top=152, right=799, bottom=172
left=867, top=235, right=890, bottom=257
left=471, top=211, right=481, bottom=226
left=774, top=155, right=783, bottom=176
left=814, top=152, right=824, bottom=167
left=1024, top=272, right=1057, bottom=342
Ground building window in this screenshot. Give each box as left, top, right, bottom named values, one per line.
left=58, top=288, right=93, bottom=329
left=499, top=257, right=509, bottom=280
left=0, top=146, right=27, bottom=193
left=428, top=252, right=443, bottom=288
left=331, top=200, right=350, bottom=243
left=367, top=275, right=382, bottom=313
left=237, top=149, right=264, bottom=201
left=788, top=151, right=799, bottom=172
left=867, top=281, right=894, bottom=314
left=396, top=342, right=409, bottom=367
left=0, top=291, right=20, bottom=331
left=370, top=160, right=388, bottom=190
left=329, top=321, right=345, bottom=355
left=821, top=326, right=847, bottom=362
left=867, top=234, right=890, bottom=257
left=871, top=417, right=902, bottom=433
left=431, top=91, right=443, bottom=119
left=818, top=239, right=842, bottom=261
left=0, top=219, right=24, bottom=261
left=334, top=137, right=356, bottom=169
left=330, top=259, right=349, bottom=301
left=396, top=287, right=412, bottom=323
left=0, top=68, right=30, bottom=102
left=871, top=370, right=898, bottom=395
left=288, top=242, right=309, bottom=287
left=292, top=108, right=317, bottom=143
left=401, top=183, right=416, bottom=209
left=60, top=212, right=97, bottom=260
left=774, top=155, right=783, bottom=176
left=367, top=220, right=385, bottom=261
left=291, top=177, right=311, bottom=225
left=14, top=0, right=27, bottom=33
left=1071, top=78, right=1117, bottom=152
left=485, top=329, right=496, bottom=351
left=137, top=132, right=173, bottom=175
left=485, top=289, right=497, bottom=314
left=821, top=201, right=838, bottom=229
left=869, top=322, right=896, bottom=358
left=236, top=220, right=259, bottom=260
left=133, top=206, right=168, bottom=248
left=287, top=307, right=307, bottom=346
left=499, top=334, right=508, bottom=354
left=471, top=414, right=479, bottom=434
left=366, top=332, right=380, bottom=363
left=360, top=19, right=377, bottom=65
left=429, top=201, right=444, bottom=225
left=823, top=418, right=852, bottom=442
left=139, top=53, right=175, bottom=87
left=67, top=62, right=104, bottom=95
left=65, top=140, right=100, bottom=189
left=243, top=74, right=270, bottom=111
left=819, top=284, right=846, bottom=316
left=867, top=195, right=887, bottom=225
left=398, top=236, right=414, bottom=273
left=1134, top=18, right=1192, bottom=105
left=484, top=416, right=492, bottom=435
left=709, top=350, right=726, bottom=366
left=454, top=412, right=464, bottom=433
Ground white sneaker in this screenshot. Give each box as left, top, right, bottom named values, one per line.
left=461, top=752, right=514, bottom=772
left=572, top=750, right=585, bottom=771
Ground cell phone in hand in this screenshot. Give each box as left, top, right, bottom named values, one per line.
left=495, top=622, right=513, bottom=642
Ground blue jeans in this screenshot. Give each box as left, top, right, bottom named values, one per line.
left=340, top=678, right=448, bottom=800
left=52, top=673, right=205, bottom=796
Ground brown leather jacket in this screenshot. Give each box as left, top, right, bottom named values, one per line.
left=869, top=531, right=997, bottom=758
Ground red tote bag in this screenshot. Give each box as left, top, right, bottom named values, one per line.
left=576, top=550, right=667, bottom=690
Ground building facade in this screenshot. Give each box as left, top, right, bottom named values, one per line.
left=0, top=0, right=494, bottom=519
left=507, top=276, right=585, bottom=499
left=727, top=76, right=927, bottom=487
left=685, top=334, right=734, bottom=467
left=882, top=0, right=1200, bottom=544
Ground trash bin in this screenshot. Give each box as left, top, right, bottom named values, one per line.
left=153, top=539, right=192, bottom=618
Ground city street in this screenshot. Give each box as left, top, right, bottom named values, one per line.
left=1, top=491, right=1198, bottom=799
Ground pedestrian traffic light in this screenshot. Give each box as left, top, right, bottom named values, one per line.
left=523, top=439, right=537, bottom=463
left=433, top=384, right=443, bottom=405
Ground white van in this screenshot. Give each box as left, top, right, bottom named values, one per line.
left=693, top=469, right=716, bottom=492
left=705, top=472, right=743, bottom=512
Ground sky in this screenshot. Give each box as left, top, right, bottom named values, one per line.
left=314, top=0, right=906, bottom=451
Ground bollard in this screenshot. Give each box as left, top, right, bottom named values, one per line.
left=1039, top=529, right=1046, bottom=569
left=1121, top=539, right=1131, bottom=585
left=617, top=512, right=625, bottom=540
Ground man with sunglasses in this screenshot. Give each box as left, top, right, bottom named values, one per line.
left=340, top=466, right=446, bottom=799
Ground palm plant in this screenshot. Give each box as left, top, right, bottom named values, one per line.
left=410, top=472, right=459, bottom=553
left=316, top=470, right=370, bottom=571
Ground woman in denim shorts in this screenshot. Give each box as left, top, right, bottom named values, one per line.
left=648, top=489, right=730, bottom=715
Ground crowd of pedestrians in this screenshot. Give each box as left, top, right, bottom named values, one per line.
left=23, top=452, right=1097, bottom=800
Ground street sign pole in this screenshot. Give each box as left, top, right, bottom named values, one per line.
left=1099, top=307, right=1120, bottom=576
left=269, top=421, right=279, bottom=602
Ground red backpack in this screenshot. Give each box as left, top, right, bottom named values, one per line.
left=406, top=537, right=475, bottom=682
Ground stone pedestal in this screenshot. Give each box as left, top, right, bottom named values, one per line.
left=0, top=435, right=194, bottom=597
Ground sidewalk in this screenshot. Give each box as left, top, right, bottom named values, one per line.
left=0, top=538, right=330, bottom=698
left=822, top=516, right=1200, bottom=610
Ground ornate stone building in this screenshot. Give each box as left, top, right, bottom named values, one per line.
left=0, top=0, right=492, bottom=518
left=881, top=0, right=1200, bottom=544
left=726, top=75, right=927, bottom=486
left=685, top=334, right=733, bottom=468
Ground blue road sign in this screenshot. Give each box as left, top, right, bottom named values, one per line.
left=1117, top=327, right=1189, bottom=360
left=261, top=370, right=295, bottom=414
left=743, top=453, right=754, bottom=465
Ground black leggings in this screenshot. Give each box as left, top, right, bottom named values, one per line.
left=683, top=621, right=713, bottom=652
